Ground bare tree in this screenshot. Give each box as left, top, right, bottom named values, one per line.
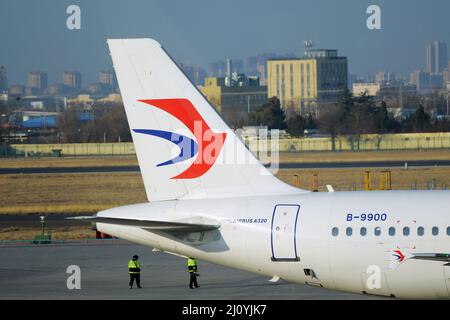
left=318, top=104, right=346, bottom=151
left=57, top=108, right=81, bottom=143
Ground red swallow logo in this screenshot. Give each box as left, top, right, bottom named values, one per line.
left=138, top=98, right=227, bottom=179
left=392, top=249, right=405, bottom=262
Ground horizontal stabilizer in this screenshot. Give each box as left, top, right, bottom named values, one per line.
left=67, top=216, right=220, bottom=232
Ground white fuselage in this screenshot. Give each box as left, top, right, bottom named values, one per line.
left=97, top=190, right=450, bottom=299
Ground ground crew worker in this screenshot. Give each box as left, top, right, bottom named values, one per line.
left=187, top=257, right=200, bottom=289
left=128, top=255, right=142, bottom=289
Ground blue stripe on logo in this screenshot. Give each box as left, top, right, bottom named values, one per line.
left=133, top=129, right=198, bottom=167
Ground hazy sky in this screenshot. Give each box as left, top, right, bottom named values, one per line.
left=1, top=0, right=450, bottom=85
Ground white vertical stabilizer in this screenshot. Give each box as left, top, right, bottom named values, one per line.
left=108, top=38, right=304, bottom=201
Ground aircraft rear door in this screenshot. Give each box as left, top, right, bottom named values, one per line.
left=271, top=204, right=300, bottom=261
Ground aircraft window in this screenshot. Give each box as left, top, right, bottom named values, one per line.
left=332, top=227, right=339, bottom=237
left=447, top=227, right=450, bottom=236
left=432, top=227, right=439, bottom=236
left=388, top=227, right=395, bottom=236
left=346, top=227, right=352, bottom=236
left=403, top=227, right=410, bottom=236
left=417, top=227, right=424, bottom=236
left=360, top=227, right=367, bottom=236
left=374, top=227, right=381, bottom=236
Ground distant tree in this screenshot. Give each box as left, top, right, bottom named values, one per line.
left=339, top=88, right=354, bottom=112
left=221, top=109, right=249, bottom=129
left=318, top=104, right=347, bottom=150
left=373, top=101, right=402, bottom=133
left=99, top=106, right=131, bottom=142
left=286, top=113, right=317, bottom=137
left=248, top=97, right=286, bottom=130
left=304, top=113, right=317, bottom=130
left=286, top=114, right=306, bottom=137
left=57, top=108, right=81, bottom=143
left=374, top=101, right=389, bottom=133
left=57, top=105, right=132, bottom=143
left=404, top=105, right=431, bottom=133
left=432, top=117, right=450, bottom=132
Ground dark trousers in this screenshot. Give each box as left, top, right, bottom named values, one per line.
left=129, top=273, right=141, bottom=287
left=189, top=272, right=199, bottom=288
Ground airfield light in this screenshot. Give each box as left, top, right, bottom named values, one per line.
left=40, top=216, right=45, bottom=236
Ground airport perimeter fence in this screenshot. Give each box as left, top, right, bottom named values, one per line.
left=0, top=142, right=136, bottom=158
left=1, top=132, right=450, bottom=157
left=248, top=132, right=450, bottom=153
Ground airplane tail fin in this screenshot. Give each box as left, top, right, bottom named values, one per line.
left=108, top=38, right=303, bottom=201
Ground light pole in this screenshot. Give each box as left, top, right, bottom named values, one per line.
left=39, top=215, right=45, bottom=236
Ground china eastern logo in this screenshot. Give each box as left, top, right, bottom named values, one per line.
left=133, top=98, right=227, bottom=179
left=392, top=249, right=406, bottom=263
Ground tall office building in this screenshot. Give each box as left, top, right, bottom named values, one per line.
left=209, top=60, right=226, bottom=77
left=27, top=71, right=48, bottom=92
left=410, top=70, right=431, bottom=94
left=99, top=70, right=118, bottom=93
left=226, top=59, right=233, bottom=78
left=178, top=64, right=207, bottom=86
left=268, top=49, right=348, bottom=116
left=426, top=41, right=447, bottom=74
left=0, top=65, right=7, bottom=92
left=63, top=71, right=82, bottom=91
left=444, top=60, right=450, bottom=85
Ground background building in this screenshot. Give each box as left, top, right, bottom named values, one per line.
left=426, top=41, right=447, bottom=74
left=410, top=70, right=428, bottom=94
left=178, top=63, right=207, bottom=86
left=352, top=83, right=381, bottom=96
left=27, top=71, right=48, bottom=94
left=45, top=83, right=66, bottom=96
left=444, top=61, right=450, bottom=85
left=63, top=71, right=82, bottom=92
left=99, top=70, right=118, bottom=93
left=410, top=42, right=448, bottom=94
left=8, top=84, right=24, bottom=97
left=0, top=65, right=7, bottom=92
left=375, top=71, right=396, bottom=85
left=199, top=76, right=267, bottom=114
left=268, top=49, right=348, bottom=116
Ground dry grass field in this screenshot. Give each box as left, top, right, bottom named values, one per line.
left=0, top=226, right=96, bottom=241
left=0, top=167, right=449, bottom=215
left=1, top=150, right=449, bottom=240
left=0, top=172, right=147, bottom=215
left=276, top=167, right=450, bottom=192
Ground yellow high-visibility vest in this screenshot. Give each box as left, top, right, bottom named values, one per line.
left=128, top=260, right=141, bottom=274
left=187, top=258, right=197, bottom=272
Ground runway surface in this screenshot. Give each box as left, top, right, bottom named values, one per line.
left=0, top=242, right=381, bottom=300
left=1, top=160, right=450, bottom=174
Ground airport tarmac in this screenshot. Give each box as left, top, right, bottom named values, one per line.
left=0, top=242, right=381, bottom=300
